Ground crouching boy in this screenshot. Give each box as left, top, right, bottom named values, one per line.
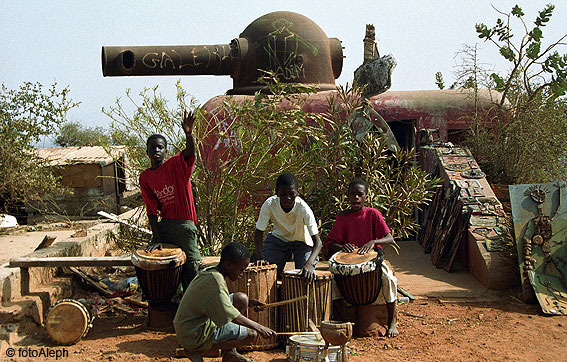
left=174, top=242, right=276, bottom=362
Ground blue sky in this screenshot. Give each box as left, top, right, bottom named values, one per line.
left=2, top=1, right=565, bottom=140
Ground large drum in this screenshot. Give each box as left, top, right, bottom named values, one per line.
left=226, top=262, right=278, bottom=350
left=45, top=299, right=94, bottom=345
left=328, top=249, right=384, bottom=306
left=280, top=270, right=333, bottom=333
left=131, top=244, right=186, bottom=308
left=286, top=334, right=348, bottom=362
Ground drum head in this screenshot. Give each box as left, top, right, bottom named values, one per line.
left=289, top=334, right=325, bottom=346
left=135, top=243, right=183, bottom=259
left=45, top=300, right=89, bottom=345
left=132, top=243, right=186, bottom=270
left=333, top=250, right=378, bottom=265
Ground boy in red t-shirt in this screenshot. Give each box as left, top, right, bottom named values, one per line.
left=139, top=111, right=200, bottom=290
left=326, top=179, right=399, bottom=337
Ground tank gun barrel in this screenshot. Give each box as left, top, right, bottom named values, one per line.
left=101, top=44, right=235, bottom=77
left=101, top=12, right=343, bottom=94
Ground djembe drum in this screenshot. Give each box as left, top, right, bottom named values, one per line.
left=131, top=243, right=186, bottom=330
left=280, top=269, right=333, bottom=333
left=328, top=248, right=385, bottom=336
left=45, top=299, right=94, bottom=345
left=225, top=262, right=278, bottom=350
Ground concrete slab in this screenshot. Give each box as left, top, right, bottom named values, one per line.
left=206, top=240, right=501, bottom=301
left=0, top=229, right=77, bottom=265
left=388, top=239, right=499, bottom=300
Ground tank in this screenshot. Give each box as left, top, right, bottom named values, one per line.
left=102, top=11, right=344, bottom=95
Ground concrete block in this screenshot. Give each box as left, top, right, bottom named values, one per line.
left=468, top=233, right=519, bottom=290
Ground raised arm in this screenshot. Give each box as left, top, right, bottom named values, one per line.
left=181, top=110, right=196, bottom=161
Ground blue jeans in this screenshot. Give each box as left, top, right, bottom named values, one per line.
left=263, top=233, right=318, bottom=277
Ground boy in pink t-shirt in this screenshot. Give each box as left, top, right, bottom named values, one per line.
left=326, top=179, right=399, bottom=337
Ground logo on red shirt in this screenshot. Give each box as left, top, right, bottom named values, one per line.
left=154, top=184, right=175, bottom=203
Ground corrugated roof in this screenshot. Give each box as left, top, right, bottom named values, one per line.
left=36, top=146, right=126, bottom=166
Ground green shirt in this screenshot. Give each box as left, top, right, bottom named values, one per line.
left=173, top=267, right=240, bottom=351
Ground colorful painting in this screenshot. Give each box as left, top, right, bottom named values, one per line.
left=509, top=182, right=567, bottom=315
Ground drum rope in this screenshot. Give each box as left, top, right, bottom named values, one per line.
left=313, top=279, right=318, bottom=327
left=306, top=281, right=310, bottom=331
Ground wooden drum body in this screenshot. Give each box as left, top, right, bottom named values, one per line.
left=281, top=270, right=333, bottom=333
left=328, top=249, right=384, bottom=306
left=131, top=244, right=186, bottom=309
left=226, top=262, right=278, bottom=350
left=45, top=299, right=93, bottom=345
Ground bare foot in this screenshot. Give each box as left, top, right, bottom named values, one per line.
left=386, top=322, right=399, bottom=337
left=222, top=349, right=254, bottom=362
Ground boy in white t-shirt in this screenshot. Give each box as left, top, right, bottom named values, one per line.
left=254, top=172, right=322, bottom=282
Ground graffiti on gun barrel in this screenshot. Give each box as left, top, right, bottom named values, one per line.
left=141, top=45, right=231, bottom=72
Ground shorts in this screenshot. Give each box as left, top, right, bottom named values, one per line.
left=212, top=323, right=249, bottom=343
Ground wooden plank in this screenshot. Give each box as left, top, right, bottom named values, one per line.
left=9, top=256, right=133, bottom=268
left=445, top=208, right=473, bottom=272
left=97, top=211, right=152, bottom=235
left=34, top=235, right=57, bottom=251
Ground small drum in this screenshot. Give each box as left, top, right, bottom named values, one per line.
left=328, top=249, right=384, bottom=306
left=287, top=334, right=348, bottom=362
left=131, top=244, right=186, bottom=308
left=226, top=262, right=278, bottom=350
left=280, top=270, right=333, bottom=333
left=45, top=299, right=93, bottom=345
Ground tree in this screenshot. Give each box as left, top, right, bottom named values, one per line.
left=105, top=78, right=438, bottom=254
left=439, top=4, right=567, bottom=184
left=0, top=82, right=79, bottom=213
left=55, top=121, right=111, bottom=147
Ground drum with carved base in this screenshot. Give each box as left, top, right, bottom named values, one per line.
left=131, top=243, right=186, bottom=308
left=328, top=249, right=384, bottom=306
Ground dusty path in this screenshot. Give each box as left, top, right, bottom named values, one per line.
left=7, top=295, right=567, bottom=362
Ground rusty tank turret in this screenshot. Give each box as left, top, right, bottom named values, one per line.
left=102, top=11, right=344, bottom=95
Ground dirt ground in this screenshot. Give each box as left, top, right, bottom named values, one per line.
left=8, top=295, right=567, bottom=362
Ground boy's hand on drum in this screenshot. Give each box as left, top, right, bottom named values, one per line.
left=256, top=324, right=276, bottom=339
left=249, top=299, right=266, bottom=312
left=358, top=241, right=375, bottom=254
left=301, top=264, right=316, bottom=283
left=145, top=242, right=163, bottom=253
left=253, top=260, right=270, bottom=267
left=341, top=243, right=356, bottom=253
